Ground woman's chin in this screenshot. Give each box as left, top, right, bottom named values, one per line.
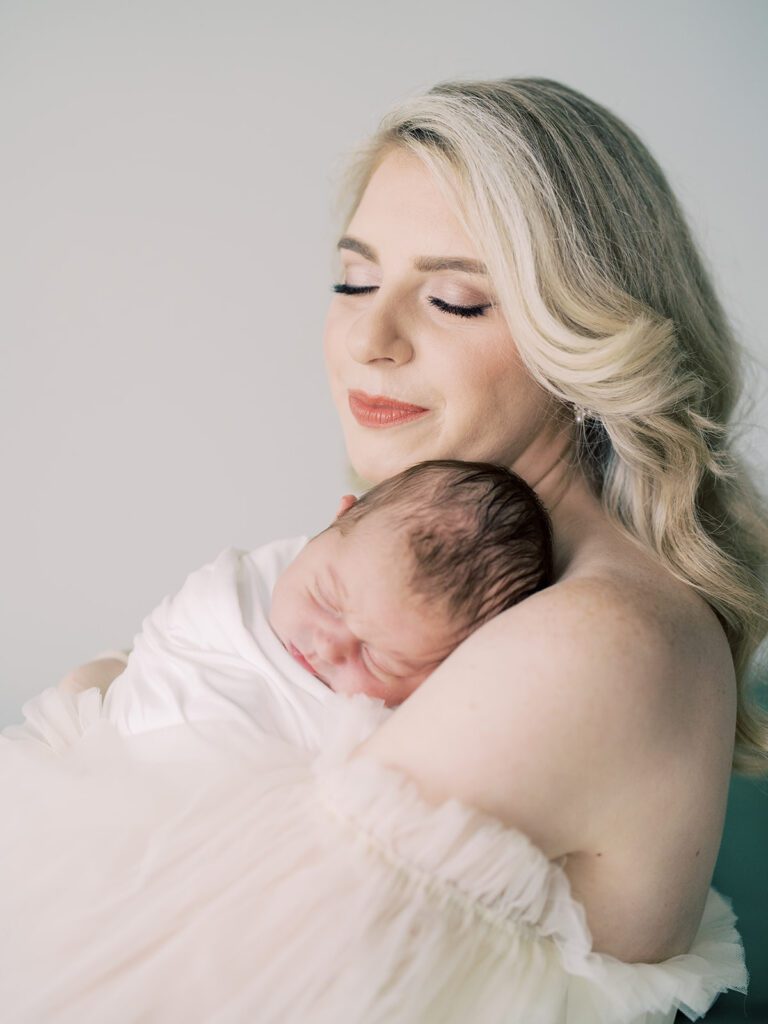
left=348, top=448, right=423, bottom=488
left=342, top=415, right=443, bottom=486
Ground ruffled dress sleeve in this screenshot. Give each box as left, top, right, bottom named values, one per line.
left=0, top=685, right=748, bottom=1024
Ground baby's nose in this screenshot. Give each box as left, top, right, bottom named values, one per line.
left=314, top=630, right=351, bottom=665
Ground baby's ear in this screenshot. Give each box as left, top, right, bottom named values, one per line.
left=335, top=494, right=357, bottom=519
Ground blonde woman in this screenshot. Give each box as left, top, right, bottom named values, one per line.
left=18, top=76, right=767, bottom=1021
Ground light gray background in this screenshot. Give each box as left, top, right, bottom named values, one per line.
left=2, top=0, right=766, bottom=727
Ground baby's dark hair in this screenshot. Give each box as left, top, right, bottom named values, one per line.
left=331, top=459, right=554, bottom=642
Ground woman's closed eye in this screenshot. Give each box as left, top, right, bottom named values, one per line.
left=331, top=282, right=492, bottom=320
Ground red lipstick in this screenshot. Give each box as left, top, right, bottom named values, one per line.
left=348, top=390, right=429, bottom=428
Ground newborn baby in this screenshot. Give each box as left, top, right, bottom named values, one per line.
left=268, top=457, right=554, bottom=705
left=99, top=458, right=554, bottom=747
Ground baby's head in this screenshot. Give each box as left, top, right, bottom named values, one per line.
left=268, top=459, right=553, bottom=706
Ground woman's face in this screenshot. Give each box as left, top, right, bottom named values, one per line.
left=323, top=147, right=557, bottom=486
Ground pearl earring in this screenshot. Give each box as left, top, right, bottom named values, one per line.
left=573, top=404, right=594, bottom=425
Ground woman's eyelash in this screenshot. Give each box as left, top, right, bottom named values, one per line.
left=331, top=283, right=491, bottom=320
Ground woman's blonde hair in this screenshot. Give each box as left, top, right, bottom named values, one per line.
left=329, top=76, right=768, bottom=777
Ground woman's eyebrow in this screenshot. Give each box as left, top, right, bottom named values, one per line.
left=337, top=235, right=488, bottom=276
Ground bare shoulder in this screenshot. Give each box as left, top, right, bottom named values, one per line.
left=352, top=573, right=678, bottom=860
left=353, top=556, right=738, bottom=960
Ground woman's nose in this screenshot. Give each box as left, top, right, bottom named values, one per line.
left=346, top=299, right=414, bottom=365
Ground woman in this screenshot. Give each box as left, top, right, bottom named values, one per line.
left=52, top=76, right=766, bottom=1019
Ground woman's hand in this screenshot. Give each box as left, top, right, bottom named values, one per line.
left=57, top=651, right=130, bottom=697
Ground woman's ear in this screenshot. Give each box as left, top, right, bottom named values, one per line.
left=335, top=494, right=358, bottom=519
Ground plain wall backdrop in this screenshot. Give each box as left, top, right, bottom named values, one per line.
left=2, top=0, right=767, bottom=727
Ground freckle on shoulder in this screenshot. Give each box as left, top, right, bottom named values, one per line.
left=468, top=573, right=654, bottom=646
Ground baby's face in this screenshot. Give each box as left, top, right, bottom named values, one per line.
left=268, top=516, right=458, bottom=706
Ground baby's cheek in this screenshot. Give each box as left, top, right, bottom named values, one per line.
left=371, top=675, right=421, bottom=708
left=352, top=674, right=396, bottom=706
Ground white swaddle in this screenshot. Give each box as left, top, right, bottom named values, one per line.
left=103, top=535, right=376, bottom=750
left=0, top=536, right=749, bottom=1023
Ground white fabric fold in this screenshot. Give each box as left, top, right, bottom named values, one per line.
left=102, top=536, right=358, bottom=751
left=0, top=683, right=748, bottom=1023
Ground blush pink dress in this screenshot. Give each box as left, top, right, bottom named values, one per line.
left=0, top=537, right=749, bottom=1023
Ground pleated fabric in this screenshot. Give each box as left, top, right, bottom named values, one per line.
left=0, top=684, right=748, bottom=1024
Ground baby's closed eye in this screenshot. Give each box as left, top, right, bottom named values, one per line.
left=361, top=645, right=403, bottom=679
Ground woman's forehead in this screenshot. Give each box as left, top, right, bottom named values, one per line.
left=349, top=149, right=476, bottom=261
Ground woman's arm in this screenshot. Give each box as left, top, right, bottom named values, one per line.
left=350, top=578, right=667, bottom=861
left=57, top=650, right=130, bottom=697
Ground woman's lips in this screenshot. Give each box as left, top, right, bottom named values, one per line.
left=348, top=390, right=429, bottom=428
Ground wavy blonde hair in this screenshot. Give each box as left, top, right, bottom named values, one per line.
left=329, top=76, right=768, bottom=777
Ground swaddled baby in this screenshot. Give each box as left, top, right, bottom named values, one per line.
left=100, top=458, right=554, bottom=746
left=268, top=457, right=554, bottom=705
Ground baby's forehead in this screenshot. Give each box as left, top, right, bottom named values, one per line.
left=341, top=512, right=408, bottom=556
left=342, top=515, right=447, bottom=593
left=317, top=522, right=464, bottom=662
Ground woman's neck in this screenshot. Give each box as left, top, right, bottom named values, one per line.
left=514, top=432, right=606, bottom=583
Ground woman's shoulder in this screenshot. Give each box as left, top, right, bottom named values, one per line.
left=353, top=557, right=676, bottom=852
left=548, top=547, right=738, bottom=958
left=353, top=534, right=737, bottom=955
left=559, top=529, right=737, bottom=711
left=546, top=501, right=736, bottom=690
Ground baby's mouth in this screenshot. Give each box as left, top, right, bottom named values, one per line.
left=287, top=642, right=330, bottom=687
